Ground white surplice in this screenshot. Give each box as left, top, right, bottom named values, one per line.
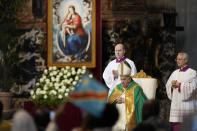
left=166, top=68, right=197, bottom=122
left=112, top=93, right=127, bottom=131
left=103, top=58, right=137, bottom=97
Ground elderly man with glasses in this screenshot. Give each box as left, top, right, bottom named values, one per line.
left=166, top=52, right=197, bottom=131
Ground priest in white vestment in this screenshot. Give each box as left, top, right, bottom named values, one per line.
left=103, top=43, right=137, bottom=97
left=166, top=52, right=197, bottom=131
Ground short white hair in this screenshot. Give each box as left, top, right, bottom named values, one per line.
left=178, top=52, right=189, bottom=61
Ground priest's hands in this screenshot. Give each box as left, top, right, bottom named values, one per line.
left=171, top=80, right=179, bottom=88
left=116, top=96, right=124, bottom=104
left=112, top=70, right=119, bottom=80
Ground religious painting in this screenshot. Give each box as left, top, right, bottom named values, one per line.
left=47, top=0, right=96, bottom=68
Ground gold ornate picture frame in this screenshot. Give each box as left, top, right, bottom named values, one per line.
left=47, top=0, right=96, bottom=68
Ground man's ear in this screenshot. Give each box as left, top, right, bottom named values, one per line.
left=123, top=49, right=126, bottom=55
left=184, top=59, right=188, bottom=64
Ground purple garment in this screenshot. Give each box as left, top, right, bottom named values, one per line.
left=171, top=122, right=181, bottom=131
left=116, top=56, right=126, bottom=63
left=179, top=66, right=189, bottom=72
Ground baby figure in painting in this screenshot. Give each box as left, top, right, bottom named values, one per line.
left=62, top=13, right=74, bottom=36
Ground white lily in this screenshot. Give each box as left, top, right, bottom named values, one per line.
left=82, top=66, right=87, bottom=70
left=52, top=66, right=57, bottom=70
left=65, top=93, right=68, bottom=97
left=44, top=69, right=48, bottom=74
left=44, top=95, right=47, bottom=99
left=58, top=95, right=63, bottom=99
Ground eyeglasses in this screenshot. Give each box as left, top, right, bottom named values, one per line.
left=175, top=58, right=185, bottom=61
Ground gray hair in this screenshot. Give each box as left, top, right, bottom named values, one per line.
left=178, top=52, right=189, bottom=61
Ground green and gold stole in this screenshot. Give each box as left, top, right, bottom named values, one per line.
left=108, top=82, right=138, bottom=131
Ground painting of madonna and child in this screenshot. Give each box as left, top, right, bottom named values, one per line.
left=48, top=0, right=96, bottom=68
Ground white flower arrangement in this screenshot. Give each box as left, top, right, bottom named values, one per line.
left=30, top=66, right=92, bottom=108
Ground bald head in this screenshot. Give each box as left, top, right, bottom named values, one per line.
left=115, top=43, right=125, bottom=59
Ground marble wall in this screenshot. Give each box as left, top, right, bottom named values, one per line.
left=10, top=0, right=47, bottom=95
